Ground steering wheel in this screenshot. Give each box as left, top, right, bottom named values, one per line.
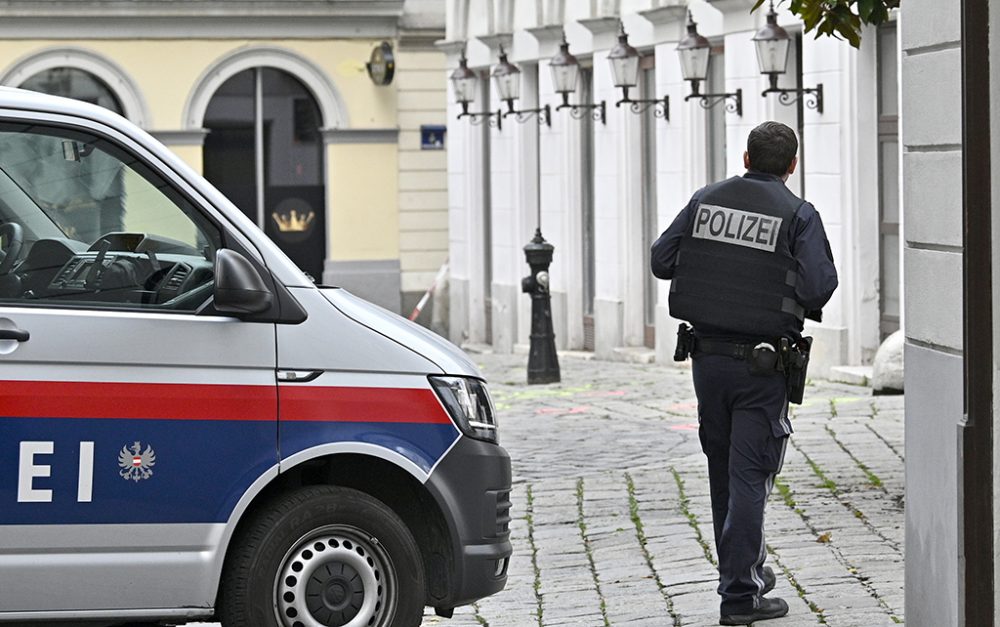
left=0, top=222, right=23, bottom=276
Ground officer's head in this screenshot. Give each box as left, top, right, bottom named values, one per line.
left=744, top=121, right=798, bottom=179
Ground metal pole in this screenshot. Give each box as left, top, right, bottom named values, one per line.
left=960, top=0, right=993, bottom=623
left=254, top=68, right=265, bottom=230
left=795, top=33, right=806, bottom=197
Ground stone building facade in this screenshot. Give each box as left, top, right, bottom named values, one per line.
left=442, top=0, right=902, bottom=378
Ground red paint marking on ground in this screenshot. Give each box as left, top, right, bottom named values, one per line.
left=668, top=402, right=699, bottom=412
left=537, top=406, right=591, bottom=415
left=669, top=423, right=700, bottom=431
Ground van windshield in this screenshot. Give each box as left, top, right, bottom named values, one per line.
left=0, top=122, right=214, bottom=252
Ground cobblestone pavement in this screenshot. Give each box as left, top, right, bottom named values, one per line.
left=193, top=352, right=905, bottom=627
left=421, top=352, right=905, bottom=627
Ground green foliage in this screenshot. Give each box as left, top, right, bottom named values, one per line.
left=752, top=0, right=899, bottom=48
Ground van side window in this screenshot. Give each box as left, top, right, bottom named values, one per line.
left=0, top=123, right=221, bottom=312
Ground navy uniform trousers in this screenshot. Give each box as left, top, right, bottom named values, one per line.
left=692, top=352, right=790, bottom=614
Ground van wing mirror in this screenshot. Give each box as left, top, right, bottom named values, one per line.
left=213, top=248, right=274, bottom=314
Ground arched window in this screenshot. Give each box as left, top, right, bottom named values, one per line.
left=19, top=67, right=124, bottom=115
left=203, top=68, right=326, bottom=280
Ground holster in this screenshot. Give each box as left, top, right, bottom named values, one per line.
left=781, top=336, right=812, bottom=405
left=674, top=323, right=694, bottom=362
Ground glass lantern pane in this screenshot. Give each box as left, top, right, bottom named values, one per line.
left=755, top=38, right=790, bottom=75
left=452, top=75, right=477, bottom=104
left=679, top=47, right=711, bottom=82
left=494, top=73, right=521, bottom=102
left=611, top=55, right=640, bottom=88
left=551, top=62, right=579, bottom=95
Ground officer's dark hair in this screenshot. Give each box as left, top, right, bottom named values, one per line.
left=747, top=121, right=798, bottom=177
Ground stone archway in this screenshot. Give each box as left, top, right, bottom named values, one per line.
left=0, top=46, right=151, bottom=126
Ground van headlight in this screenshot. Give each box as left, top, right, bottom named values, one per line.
left=429, top=376, right=499, bottom=443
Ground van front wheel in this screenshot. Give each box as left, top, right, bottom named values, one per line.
left=218, top=485, right=425, bottom=627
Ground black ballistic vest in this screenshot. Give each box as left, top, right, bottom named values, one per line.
left=668, top=174, right=805, bottom=338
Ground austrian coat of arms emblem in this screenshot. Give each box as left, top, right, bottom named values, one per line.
left=118, top=442, right=156, bottom=481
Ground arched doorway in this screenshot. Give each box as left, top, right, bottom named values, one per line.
left=203, top=67, right=326, bottom=280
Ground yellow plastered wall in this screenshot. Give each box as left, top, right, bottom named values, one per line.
left=327, top=143, right=399, bottom=260
left=168, top=144, right=203, bottom=175
left=396, top=49, right=449, bottom=295
left=0, top=39, right=403, bottom=264
left=0, top=39, right=396, bottom=129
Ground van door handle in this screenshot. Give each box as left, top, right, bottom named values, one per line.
left=277, top=370, right=322, bottom=383
left=0, top=327, right=29, bottom=342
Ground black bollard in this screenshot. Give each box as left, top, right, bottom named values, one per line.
left=521, top=228, right=561, bottom=384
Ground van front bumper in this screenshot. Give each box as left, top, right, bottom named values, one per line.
left=424, top=435, right=512, bottom=608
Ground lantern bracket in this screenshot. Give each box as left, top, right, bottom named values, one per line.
left=554, top=93, right=606, bottom=125
left=615, top=87, right=669, bottom=121
left=684, top=84, right=743, bottom=116
left=761, top=78, right=823, bottom=114
left=502, top=101, right=552, bottom=127
left=457, top=103, right=503, bottom=130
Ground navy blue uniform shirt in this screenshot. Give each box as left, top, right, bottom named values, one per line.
left=650, top=171, right=839, bottom=339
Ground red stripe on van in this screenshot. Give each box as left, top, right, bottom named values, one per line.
left=0, top=380, right=452, bottom=425
left=0, top=380, right=276, bottom=421
left=280, top=386, right=452, bottom=424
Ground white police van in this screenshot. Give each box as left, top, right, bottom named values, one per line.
left=0, top=88, right=511, bottom=627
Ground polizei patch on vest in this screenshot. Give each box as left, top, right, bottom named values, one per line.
left=692, top=203, right=782, bottom=253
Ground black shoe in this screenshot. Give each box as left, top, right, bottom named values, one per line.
left=762, top=566, right=776, bottom=595
left=720, top=597, right=789, bottom=625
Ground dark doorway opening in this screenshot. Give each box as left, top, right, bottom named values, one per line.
left=204, top=67, right=326, bottom=280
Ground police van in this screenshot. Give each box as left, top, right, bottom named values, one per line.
left=0, top=88, right=511, bottom=626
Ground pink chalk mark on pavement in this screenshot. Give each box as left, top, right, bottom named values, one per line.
left=537, top=406, right=591, bottom=415
left=669, top=423, right=700, bottom=431
left=668, top=402, right=699, bottom=413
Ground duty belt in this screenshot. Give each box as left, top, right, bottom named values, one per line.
left=692, top=338, right=757, bottom=360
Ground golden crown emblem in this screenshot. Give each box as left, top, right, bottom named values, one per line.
left=272, top=209, right=316, bottom=233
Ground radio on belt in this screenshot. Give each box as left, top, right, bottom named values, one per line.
left=0, top=88, right=510, bottom=627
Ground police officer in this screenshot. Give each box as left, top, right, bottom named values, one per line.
left=650, top=121, right=838, bottom=625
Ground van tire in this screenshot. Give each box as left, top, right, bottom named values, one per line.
left=218, top=485, right=425, bottom=627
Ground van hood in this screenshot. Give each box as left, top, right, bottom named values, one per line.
left=320, top=287, right=483, bottom=379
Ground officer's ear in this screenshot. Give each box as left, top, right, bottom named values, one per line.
left=743, top=151, right=751, bottom=170
left=787, top=156, right=798, bottom=176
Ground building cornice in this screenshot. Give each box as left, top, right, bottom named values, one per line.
left=0, top=2, right=405, bottom=39
left=706, top=0, right=758, bottom=14
left=526, top=25, right=565, bottom=59
left=0, top=1, right=405, bottom=17
left=322, top=128, right=399, bottom=144
left=707, top=0, right=766, bottom=33
left=639, top=5, right=687, bottom=27
left=399, top=29, right=447, bottom=51
left=639, top=5, right=688, bottom=44
left=576, top=17, right=620, bottom=36
left=435, top=39, right=468, bottom=59
left=477, top=33, right=514, bottom=53
left=577, top=17, right=621, bottom=51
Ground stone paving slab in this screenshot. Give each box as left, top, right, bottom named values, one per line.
left=192, top=352, right=905, bottom=627
left=418, top=353, right=904, bottom=627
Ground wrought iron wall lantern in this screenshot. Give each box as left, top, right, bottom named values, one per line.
left=549, top=34, right=606, bottom=125
left=494, top=45, right=551, bottom=126
left=450, top=50, right=503, bottom=129
left=753, top=1, right=823, bottom=113
left=607, top=24, right=669, bottom=120
left=676, top=12, right=742, bottom=116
